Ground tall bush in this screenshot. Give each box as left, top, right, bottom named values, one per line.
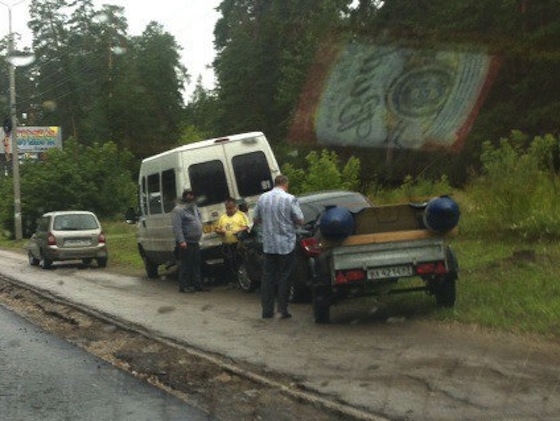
left=369, top=175, right=454, bottom=204
left=464, top=131, right=560, bottom=239
left=281, top=149, right=361, bottom=195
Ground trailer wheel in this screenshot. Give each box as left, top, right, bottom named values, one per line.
left=313, top=287, right=331, bottom=324
left=290, top=256, right=312, bottom=303
left=435, top=275, right=456, bottom=308
left=435, top=246, right=458, bottom=308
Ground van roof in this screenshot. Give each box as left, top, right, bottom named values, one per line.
left=141, top=131, right=265, bottom=162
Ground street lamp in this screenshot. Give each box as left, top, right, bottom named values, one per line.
left=1, top=0, right=27, bottom=240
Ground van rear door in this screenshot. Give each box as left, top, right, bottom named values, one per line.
left=181, top=146, right=230, bottom=254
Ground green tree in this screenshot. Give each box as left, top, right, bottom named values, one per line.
left=129, top=22, right=187, bottom=155
left=181, top=76, right=219, bottom=143
left=282, top=149, right=360, bottom=195
left=19, top=140, right=136, bottom=229
left=213, top=0, right=349, bottom=140
left=26, top=1, right=187, bottom=155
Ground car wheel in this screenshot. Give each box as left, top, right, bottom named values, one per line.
left=97, top=257, right=108, bottom=268
left=290, top=282, right=312, bottom=303
left=237, top=262, right=258, bottom=292
left=82, top=258, right=93, bottom=266
left=311, top=256, right=332, bottom=323
left=290, top=256, right=312, bottom=303
left=39, top=252, right=53, bottom=270
left=28, top=250, right=39, bottom=266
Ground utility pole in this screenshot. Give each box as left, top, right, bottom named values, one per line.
left=1, top=0, right=26, bottom=241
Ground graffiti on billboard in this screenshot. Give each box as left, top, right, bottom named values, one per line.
left=289, top=42, right=500, bottom=152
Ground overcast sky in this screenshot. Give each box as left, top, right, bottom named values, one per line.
left=0, top=0, right=221, bottom=97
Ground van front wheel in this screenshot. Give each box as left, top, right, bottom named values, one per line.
left=140, top=249, right=158, bottom=278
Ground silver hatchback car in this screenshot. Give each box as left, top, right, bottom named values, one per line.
left=27, top=211, right=108, bottom=269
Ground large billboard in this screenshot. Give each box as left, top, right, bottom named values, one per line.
left=2, top=126, right=62, bottom=154
left=289, top=42, right=500, bottom=153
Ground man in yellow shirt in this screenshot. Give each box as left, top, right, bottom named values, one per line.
left=215, top=197, right=250, bottom=287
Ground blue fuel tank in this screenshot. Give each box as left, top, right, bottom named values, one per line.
left=423, top=195, right=461, bottom=234
left=319, top=206, right=355, bottom=240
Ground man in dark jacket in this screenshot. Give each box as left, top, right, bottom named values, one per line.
left=171, top=189, right=208, bottom=292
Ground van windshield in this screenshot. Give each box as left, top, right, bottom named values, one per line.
left=233, top=151, right=273, bottom=197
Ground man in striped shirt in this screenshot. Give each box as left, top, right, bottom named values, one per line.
left=253, top=175, right=304, bottom=319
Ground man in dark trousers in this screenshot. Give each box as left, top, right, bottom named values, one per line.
left=171, top=189, right=208, bottom=293
left=253, top=175, right=304, bottom=319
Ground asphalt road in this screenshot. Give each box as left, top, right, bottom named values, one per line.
left=0, top=248, right=559, bottom=421
left=0, top=304, right=213, bottom=421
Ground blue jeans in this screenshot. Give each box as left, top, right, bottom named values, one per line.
left=261, top=251, right=296, bottom=316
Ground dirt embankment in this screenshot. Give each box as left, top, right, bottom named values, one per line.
left=0, top=279, right=376, bottom=421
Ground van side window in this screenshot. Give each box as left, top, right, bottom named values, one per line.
left=140, top=177, right=148, bottom=216
left=189, top=160, right=228, bottom=206
left=161, top=169, right=177, bottom=213
left=147, top=173, right=162, bottom=215
left=233, top=151, right=273, bottom=197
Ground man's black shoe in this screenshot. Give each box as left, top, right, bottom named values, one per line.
left=195, top=286, right=211, bottom=292
left=262, top=313, right=273, bottom=319
left=178, top=288, right=186, bottom=293
left=280, top=313, right=292, bottom=319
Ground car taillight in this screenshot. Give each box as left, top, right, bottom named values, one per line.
left=300, top=237, right=321, bottom=257
left=335, top=269, right=366, bottom=285
left=415, top=261, right=447, bottom=275
left=47, top=232, right=56, bottom=246
left=98, top=232, right=106, bottom=243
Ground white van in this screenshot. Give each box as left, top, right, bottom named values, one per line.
left=135, top=132, right=280, bottom=278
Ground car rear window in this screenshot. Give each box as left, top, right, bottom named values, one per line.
left=53, top=214, right=99, bottom=231
left=300, top=193, right=371, bottom=224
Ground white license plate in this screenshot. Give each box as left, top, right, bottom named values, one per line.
left=368, top=265, right=413, bottom=279
left=65, top=239, right=91, bottom=246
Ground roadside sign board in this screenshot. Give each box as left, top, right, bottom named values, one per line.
left=1, top=126, right=62, bottom=154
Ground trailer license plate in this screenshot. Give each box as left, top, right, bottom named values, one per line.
left=368, top=265, right=413, bottom=279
